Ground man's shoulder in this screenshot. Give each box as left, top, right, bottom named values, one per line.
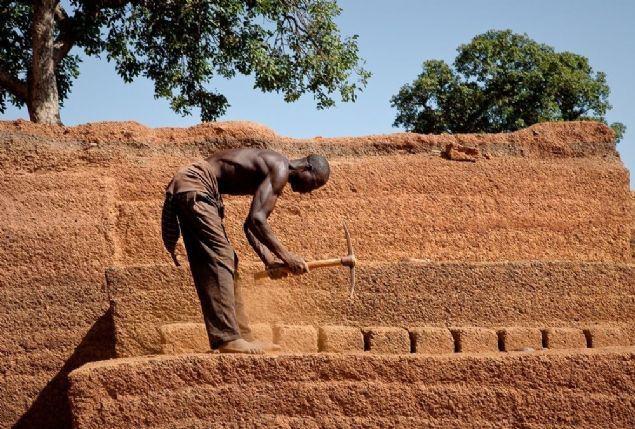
left=258, top=150, right=289, bottom=171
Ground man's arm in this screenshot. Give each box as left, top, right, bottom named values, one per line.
left=243, top=224, right=276, bottom=266
left=243, top=227, right=290, bottom=279
left=244, top=158, right=308, bottom=274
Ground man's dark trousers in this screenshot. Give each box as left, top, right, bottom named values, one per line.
left=173, top=190, right=252, bottom=348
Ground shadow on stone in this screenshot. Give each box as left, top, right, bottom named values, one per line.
left=13, top=307, right=116, bottom=429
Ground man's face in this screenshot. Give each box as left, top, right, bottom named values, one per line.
left=290, top=170, right=324, bottom=194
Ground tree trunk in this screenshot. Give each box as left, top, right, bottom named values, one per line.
left=28, top=0, right=62, bottom=125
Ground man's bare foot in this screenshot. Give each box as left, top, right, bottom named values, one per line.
left=217, top=338, right=264, bottom=354
left=250, top=339, right=281, bottom=352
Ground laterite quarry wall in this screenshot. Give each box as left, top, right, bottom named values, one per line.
left=0, top=119, right=632, bottom=429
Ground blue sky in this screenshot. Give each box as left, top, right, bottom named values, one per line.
left=3, top=0, right=634, bottom=186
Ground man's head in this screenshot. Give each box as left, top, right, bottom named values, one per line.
left=289, top=154, right=330, bottom=193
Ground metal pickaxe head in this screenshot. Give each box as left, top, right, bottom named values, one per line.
left=342, top=221, right=356, bottom=298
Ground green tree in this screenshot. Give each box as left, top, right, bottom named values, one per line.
left=0, top=0, right=370, bottom=125
left=391, top=30, right=625, bottom=142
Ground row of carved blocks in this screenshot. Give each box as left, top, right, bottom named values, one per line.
left=160, top=323, right=626, bottom=355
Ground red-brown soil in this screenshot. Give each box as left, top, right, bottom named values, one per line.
left=0, top=118, right=615, bottom=153
left=0, top=119, right=631, bottom=429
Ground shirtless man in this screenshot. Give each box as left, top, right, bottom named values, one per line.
left=161, top=149, right=330, bottom=354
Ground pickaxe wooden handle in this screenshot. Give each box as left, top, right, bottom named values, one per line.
left=253, top=254, right=356, bottom=280
left=253, top=221, right=357, bottom=298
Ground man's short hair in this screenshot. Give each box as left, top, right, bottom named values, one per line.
left=307, top=154, right=330, bottom=183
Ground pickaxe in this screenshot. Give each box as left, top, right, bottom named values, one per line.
left=254, top=222, right=357, bottom=298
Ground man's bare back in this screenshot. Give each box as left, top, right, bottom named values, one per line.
left=174, top=148, right=331, bottom=275
left=207, top=148, right=288, bottom=196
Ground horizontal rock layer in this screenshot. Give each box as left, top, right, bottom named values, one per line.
left=160, top=322, right=628, bottom=355
left=106, top=261, right=635, bottom=357
left=68, top=348, right=635, bottom=429
left=0, top=120, right=618, bottom=167
left=115, top=154, right=631, bottom=265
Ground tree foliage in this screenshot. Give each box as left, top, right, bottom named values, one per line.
left=391, top=30, right=625, bottom=141
left=0, top=0, right=370, bottom=122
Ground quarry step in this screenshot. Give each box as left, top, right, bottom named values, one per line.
left=68, top=347, right=635, bottom=429
left=136, top=416, right=580, bottom=429
left=105, top=261, right=635, bottom=357
left=159, top=322, right=631, bottom=356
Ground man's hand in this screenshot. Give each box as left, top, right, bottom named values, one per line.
left=170, top=252, right=181, bottom=267
left=283, top=252, right=309, bottom=275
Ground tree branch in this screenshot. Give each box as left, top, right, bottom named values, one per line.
left=52, top=0, right=130, bottom=65
left=54, top=2, right=69, bottom=23
left=0, top=68, right=28, bottom=101
left=53, top=2, right=74, bottom=64
left=285, top=13, right=323, bottom=58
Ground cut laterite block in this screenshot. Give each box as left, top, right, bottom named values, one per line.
left=584, top=325, right=625, bottom=348
left=409, top=327, right=454, bottom=354
left=498, top=327, right=542, bottom=352
left=318, top=325, right=364, bottom=353
left=160, top=322, right=209, bottom=355
left=249, top=323, right=274, bottom=343
left=543, top=328, right=587, bottom=349
left=450, top=327, right=498, bottom=353
left=273, top=324, right=318, bottom=353
left=363, top=327, right=410, bottom=354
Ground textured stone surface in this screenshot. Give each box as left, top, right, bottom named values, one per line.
left=499, top=327, right=543, bottom=352
left=249, top=323, right=274, bottom=343
left=274, top=325, right=318, bottom=353
left=0, top=172, right=116, bottom=429
left=106, top=265, right=200, bottom=357
left=112, top=155, right=632, bottom=265
left=544, top=328, right=588, bottom=349
left=363, top=327, right=411, bottom=354
left=410, top=327, right=455, bottom=354
left=1, top=119, right=632, bottom=428
left=160, top=323, right=209, bottom=354
left=318, top=325, right=364, bottom=353
left=107, top=262, right=635, bottom=357
left=584, top=325, right=626, bottom=348
left=68, top=348, right=635, bottom=429
left=452, top=327, right=499, bottom=353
